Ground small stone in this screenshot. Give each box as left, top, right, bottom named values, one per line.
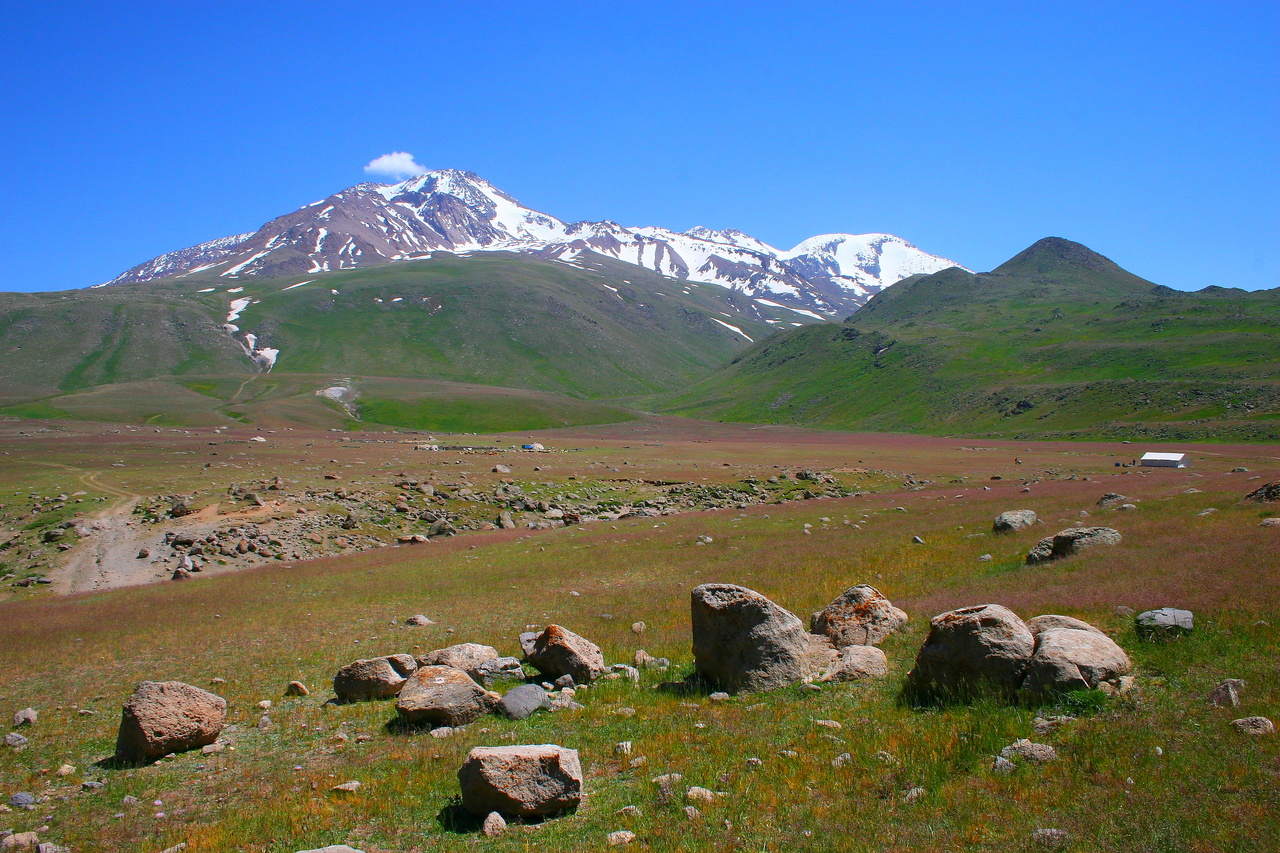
left=55, top=764, right=75, bottom=776
left=978, top=554, right=992, bottom=562
left=831, top=752, right=852, bottom=767
left=607, top=830, right=636, bottom=846
left=683, top=805, right=701, bottom=821
left=686, top=786, right=716, bottom=803
left=481, top=811, right=506, bottom=838
left=1000, top=739, right=1057, bottom=764
left=13, top=708, right=37, bottom=727
left=257, top=700, right=272, bottom=710
left=615, top=707, right=637, bottom=717
left=429, top=726, right=455, bottom=739
left=9, top=792, right=35, bottom=807
left=745, top=757, right=762, bottom=768
left=903, top=787, right=926, bottom=803
left=992, top=756, right=1015, bottom=774
left=708, top=692, right=730, bottom=702
left=617, top=804, right=642, bottom=817
left=406, top=614, right=434, bottom=626
left=284, top=681, right=309, bottom=697
left=1208, top=679, right=1245, bottom=708
left=200, top=742, right=224, bottom=754
left=332, top=780, right=362, bottom=792
left=912, top=535, right=925, bottom=544
left=256, top=715, right=271, bottom=730
left=631, top=621, right=646, bottom=634
left=812, top=719, right=842, bottom=729
left=614, top=741, right=633, bottom=756
left=81, top=781, right=105, bottom=790
left=1231, top=716, right=1275, bottom=735
left=5, top=732, right=29, bottom=748
left=1031, top=828, right=1070, bottom=849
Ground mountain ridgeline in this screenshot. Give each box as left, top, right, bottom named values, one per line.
left=660, top=238, right=1280, bottom=441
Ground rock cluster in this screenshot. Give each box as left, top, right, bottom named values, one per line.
left=904, top=605, right=1131, bottom=701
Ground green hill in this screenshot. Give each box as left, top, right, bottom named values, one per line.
left=0, top=252, right=795, bottom=429
left=660, top=238, right=1280, bottom=440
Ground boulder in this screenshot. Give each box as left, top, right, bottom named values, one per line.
left=1024, top=615, right=1107, bottom=638
left=497, top=684, right=551, bottom=720
left=1208, top=678, right=1245, bottom=708
left=819, top=645, right=889, bottom=682
left=13, top=708, right=37, bottom=727
left=114, top=681, right=226, bottom=764
left=691, top=583, right=816, bottom=693
left=1243, top=482, right=1280, bottom=502
left=284, top=681, right=310, bottom=697
left=904, top=605, right=1036, bottom=700
left=1021, top=628, right=1132, bottom=695
left=1000, top=738, right=1057, bottom=763
left=417, top=643, right=500, bottom=678
left=1231, top=716, right=1275, bottom=735
left=1135, top=608, right=1194, bottom=640
left=993, top=510, right=1037, bottom=533
left=526, top=625, right=606, bottom=684
left=518, top=631, right=539, bottom=658
left=1096, top=493, right=1128, bottom=507
left=474, top=656, right=526, bottom=687
left=1025, top=527, right=1121, bottom=564
left=405, top=614, right=434, bottom=626
left=457, top=744, right=583, bottom=816
left=809, top=584, right=908, bottom=647
left=333, top=655, right=418, bottom=702
left=395, top=665, right=497, bottom=727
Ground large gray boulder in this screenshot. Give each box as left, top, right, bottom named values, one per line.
left=904, top=605, right=1036, bottom=700
left=809, top=584, right=907, bottom=647
left=1026, top=527, right=1121, bottom=564
left=395, top=665, right=497, bottom=727
left=1135, top=607, right=1194, bottom=640
left=993, top=510, right=1038, bottom=534
left=526, top=626, right=606, bottom=684
left=691, top=583, right=816, bottom=693
left=497, top=685, right=551, bottom=720
left=458, top=744, right=583, bottom=816
left=416, top=643, right=500, bottom=679
left=333, top=654, right=418, bottom=702
left=115, top=681, right=226, bottom=764
left=1022, top=628, right=1132, bottom=695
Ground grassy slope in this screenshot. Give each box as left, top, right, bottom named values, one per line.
left=661, top=238, right=1280, bottom=440
left=0, top=252, right=784, bottom=429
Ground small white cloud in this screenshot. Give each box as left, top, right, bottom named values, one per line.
left=364, top=151, right=428, bottom=179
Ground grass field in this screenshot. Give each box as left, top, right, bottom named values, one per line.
left=0, top=418, right=1277, bottom=851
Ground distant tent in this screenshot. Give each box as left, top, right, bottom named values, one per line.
left=521, top=443, right=546, bottom=452
left=1140, top=452, right=1188, bottom=468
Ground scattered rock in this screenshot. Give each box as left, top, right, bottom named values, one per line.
left=395, top=665, right=497, bottom=727
left=691, top=583, right=816, bottom=693
left=1208, top=679, right=1246, bottom=708
left=999, top=739, right=1057, bottom=764
left=331, top=781, right=362, bottom=793
left=993, top=510, right=1037, bottom=533
left=497, top=685, right=551, bottom=721
left=631, top=621, right=646, bottom=635
left=992, top=755, right=1015, bottom=774
left=1231, top=716, right=1275, bottom=735
left=607, top=830, right=636, bottom=846
left=8, top=792, right=35, bottom=807
left=911, top=535, right=925, bottom=544
left=809, top=584, right=908, bottom=647
left=831, top=752, right=852, bottom=767
left=1031, top=828, right=1070, bottom=849
left=12, top=708, right=36, bottom=727
left=481, top=811, right=506, bottom=837
left=295, top=847, right=364, bottom=853
left=417, top=643, right=500, bottom=679
left=1260, top=518, right=1280, bottom=528
left=686, top=786, right=716, bottom=803
left=1021, top=627, right=1132, bottom=695
left=1096, top=493, right=1128, bottom=507
left=5, top=732, right=29, bottom=748
left=903, top=786, right=926, bottom=803
left=1026, top=527, right=1121, bottom=564
left=284, top=681, right=309, bottom=697
left=333, top=655, right=418, bottom=702
left=405, top=614, right=434, bottom=626
left=905, top=604, right=1035, bottom=700
left=526, top=625, right=606, bottom=684
left=493, top=464, right=512, bottom=474
left=1, top=833, right=39, bottom=850
left=114, top=681, right=226, bottom=764
left=683, top=805, right=702, bottom=821
left=1243, top=482, right=1280, bottom=502
left=819, top=645, right=889, bottom=682
left=457, top=744, right=583, bottom=817
left=1135, top=608, right=1194, bottom=640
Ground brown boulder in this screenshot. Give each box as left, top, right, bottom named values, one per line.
left=1024, top=615, right=1107, bottom=638
left=114, top=681, right=226, bottom=764
left=819, top=645, right=889, bottom=682
left=1021, top=628, right=1132, bottom=695
left=395, top=665, right=497, bottom=727
left=904, top=604, right=1035, bottom=700
left=417, top=643, right=500, bottom=679
left=333, top=654, right=418, bottom=702
left=458, top=744, right=583, bottom=816
left=809, top=584, right=907, bottom=647
left=526, top=625, right=606, bottom=684
left=1026, top=527, right=1121, bottom=564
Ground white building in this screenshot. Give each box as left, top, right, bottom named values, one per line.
left=1140, top=452, right=1188, bottom=468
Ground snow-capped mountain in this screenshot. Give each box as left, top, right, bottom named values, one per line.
left=106, top=169, right=965, bottom=315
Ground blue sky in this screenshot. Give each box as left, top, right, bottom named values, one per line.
left=0, top=1, right=1275, bottom=292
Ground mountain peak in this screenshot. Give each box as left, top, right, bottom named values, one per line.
left=992, top=237, right=1125, bottom=276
